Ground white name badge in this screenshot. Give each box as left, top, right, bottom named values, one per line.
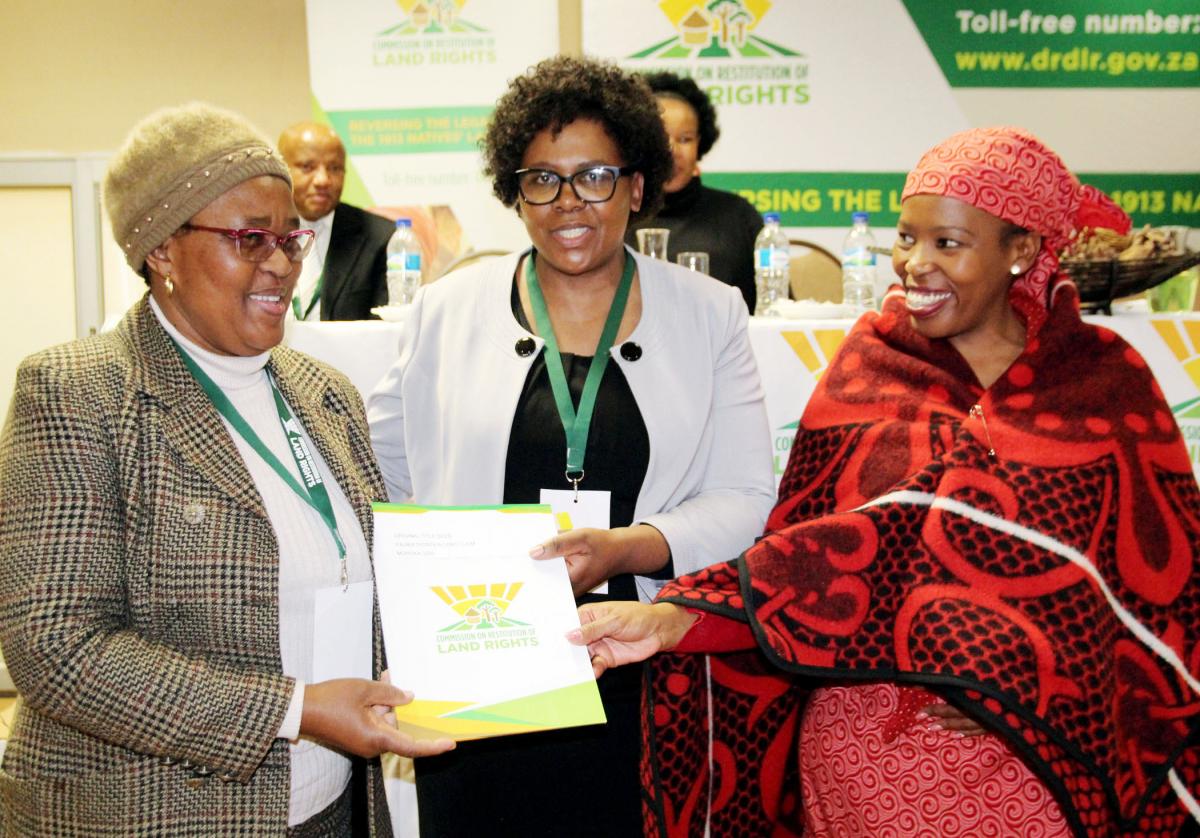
left=312, top=580, right=374, bottom=682
left=539, top=488, right=611, bottom=595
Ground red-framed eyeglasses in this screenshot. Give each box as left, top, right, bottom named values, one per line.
left=181, top=224, right=315, bottom=263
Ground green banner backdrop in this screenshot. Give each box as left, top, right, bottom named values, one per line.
left=707, top=171, right=1200, bottom=228
left=901, top=1, right=1200, bottom=88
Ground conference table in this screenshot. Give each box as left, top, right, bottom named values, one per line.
left=284, top=308, right=1200, bottom=833
left=286, top=309, right=1200, bottom=488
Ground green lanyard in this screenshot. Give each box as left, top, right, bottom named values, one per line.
left=524, top=249, right=634, bottom=493
left=291, top=271, right=323, bottom=321
left=169, top=339, right=348, bottom=583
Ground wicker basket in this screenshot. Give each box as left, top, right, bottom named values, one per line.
left=1061, top=250, right=1200, bottom=314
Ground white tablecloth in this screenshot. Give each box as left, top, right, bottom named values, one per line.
left=283, top=310, right=1200, bottom=835
left=286, top=311, right=1200, bottom=487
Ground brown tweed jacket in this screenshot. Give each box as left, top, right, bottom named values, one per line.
left=0, top=298, right=393, bottom=836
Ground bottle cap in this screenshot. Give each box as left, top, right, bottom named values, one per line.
left=395, top=218, right=413, bottom=228
left=762, top=212, right=781, bottom=224
left=851, top=212, right=869, bottom=224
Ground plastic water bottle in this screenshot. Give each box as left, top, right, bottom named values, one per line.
left=386, top=218, right=422, bottom=305
left=753, top=212, right=791, bottom=316
left=841, top=211, right=877, bottom=315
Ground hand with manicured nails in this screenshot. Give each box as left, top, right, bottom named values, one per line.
left=918, top=702, right=988, bottom=737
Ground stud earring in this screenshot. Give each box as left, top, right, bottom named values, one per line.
left=164, top=274, right=175, bottom=295
left=1010, top=264, right=1022, bottom=276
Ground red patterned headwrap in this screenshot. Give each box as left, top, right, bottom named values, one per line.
left=902, top=126, right=1130, bottom=323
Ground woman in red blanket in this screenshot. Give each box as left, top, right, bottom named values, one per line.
left=571, top=126, right=1200, bottom=837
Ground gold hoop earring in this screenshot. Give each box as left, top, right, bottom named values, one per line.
left=1010, top=264, right=1022, bottom=276
left=164, top=274, right=175, bottom=295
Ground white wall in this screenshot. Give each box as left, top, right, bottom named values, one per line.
left=0, top=188, right=77, bottom=423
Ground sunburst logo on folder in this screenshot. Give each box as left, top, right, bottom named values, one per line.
left=431, top=583, right=529, bottom=631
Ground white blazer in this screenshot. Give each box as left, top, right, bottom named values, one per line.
left=367, top=248, right=775, bottom=600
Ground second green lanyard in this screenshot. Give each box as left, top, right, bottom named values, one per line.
left=524, top=249, right=635, bottom=491
left=292, top=271, right=323, bottom=320
left=171, top=340, right=348, bottom=584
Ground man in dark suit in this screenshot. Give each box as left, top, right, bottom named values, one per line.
left=279, top=122, right=395, bottom=320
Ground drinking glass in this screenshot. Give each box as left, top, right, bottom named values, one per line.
left=676, top=251, right=710, bottom=274
left=636, top=228, right=670, bottom=260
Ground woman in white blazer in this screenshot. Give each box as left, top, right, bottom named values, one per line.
left=367, top=56, right=774, bottom=837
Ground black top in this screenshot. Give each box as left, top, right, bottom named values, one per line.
left=319, top=202, right=395, bottom=320
left=503, top=277, right=650, bottom=604
left=626, top=176, right=763, bottom=312
left=413, top=271, right=654, bottom=838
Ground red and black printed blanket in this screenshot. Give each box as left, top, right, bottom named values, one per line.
left=644, top=282, right=1200, bottom=838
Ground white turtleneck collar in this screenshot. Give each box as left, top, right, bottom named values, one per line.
left=149, top=295, right=274, bottom=390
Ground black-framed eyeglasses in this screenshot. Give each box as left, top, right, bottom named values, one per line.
left=514, top=165, right=636, bottom=205
left=181, top=224, right=315, bottom=263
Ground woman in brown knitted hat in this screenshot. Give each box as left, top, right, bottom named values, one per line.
left=0, top=102, right=452, bottom=836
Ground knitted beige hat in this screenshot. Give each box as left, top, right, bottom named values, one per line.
left=104, top=102, right=292, bottom=273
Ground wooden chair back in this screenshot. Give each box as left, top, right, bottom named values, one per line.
left=788, top=239, right=842, bottom=302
